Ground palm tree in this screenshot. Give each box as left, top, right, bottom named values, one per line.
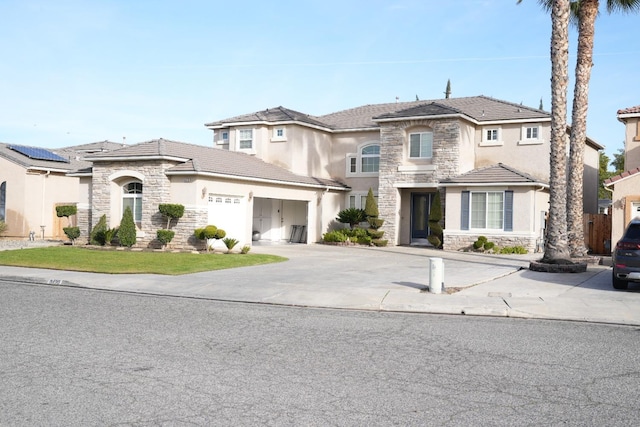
left=525, top=0, right=640, bottom=258
left=543, top=0, right=572, bottom=262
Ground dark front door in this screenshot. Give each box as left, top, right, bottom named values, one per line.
left=411, top=193, right=433, bottom=240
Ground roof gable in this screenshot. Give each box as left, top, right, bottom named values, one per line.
left=440, top=163, right=547, bottom=186
left=604, top=167, right=640, bottom=186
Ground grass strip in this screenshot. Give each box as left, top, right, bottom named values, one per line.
left=0, top=246, right=286, bottom=275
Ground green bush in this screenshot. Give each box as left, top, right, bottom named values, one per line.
left=222, top=237, right=239, bottom=253
left=427, top=235, right=441, bottom=248
left=477, top=236, right=488, bottom=243
left=499, top=246, right=528, bottom=254
left=364, top=188, right=379, bottom=219
left=366, top=229, right=385, bottom=239
left=336, top=208, right=366, bottom=229
left=63, top=226, right=80, bottom=244
left=322, top=230, right=349, bottom=243
left=90, top=215, right=108, bottom=245
left=118, top=206, right=137, bottom=247
left=156, top=229, right=175, bottom=247
left=214, top=229, right=226, bottom=240
left=240, top=245, right=251, bottom=254
left=102, top=227, right=118, bottom=246
left=483, top=241, right=495, bottom=251
left=473, top=240, right=484, bottom=250
left=56, top=205, right=77, bottom=227
left=372, top=239, right=388, bottom=247
left=0, top=220, right=7, bottom=235
left=158, top=204, right=184, bottom=229
left=202, top=225, right=218, bottom=239
left=367, top=218, right=385, bottom=230
left=357, top=235, right=372, bottom=245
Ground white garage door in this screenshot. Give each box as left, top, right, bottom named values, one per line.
left=208, top=194, right=246, bottom=246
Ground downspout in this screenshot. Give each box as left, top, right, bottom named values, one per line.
left=41, top=170, right=50, bottom=239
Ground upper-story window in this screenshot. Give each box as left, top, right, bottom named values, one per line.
left=519, top=124, right=543, bottom=145
left=480, top=127, right=503, bottom=146
left=409, top=132, right=433, bottom=158
left=346, top=143, right=380, bottom=176
left=216, top=130, right=229, bottom=145
left=238, top=129, right=253, bottom=150
left=271, top=127, right=286, bottom=142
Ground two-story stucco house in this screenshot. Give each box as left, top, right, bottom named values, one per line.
left=206, top=95, right=601, bottom=252
left=604, top=105, right=640, bottom=247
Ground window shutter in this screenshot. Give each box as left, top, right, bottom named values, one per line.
left=504, top=190, right=513, bottom=231
left=461, top=191, right=470, bottom=230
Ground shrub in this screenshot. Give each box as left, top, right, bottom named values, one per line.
left=214, top=229, right=226, bottom=240
left=499, top=246, right=528, bottom=254
left=364, top=188, right=379, bottom=219
left=366, top=229, right=385, bottom=240
left=0, top=220, right=7, bottom=235
left=483, top=241, right=495, bottom=251
left=118, top=206, right=137, bottom=247
left=473, top=240, right=484, bottom=250
left=240, top=245, right=251, bottom=254
left=90, top=215, right=108, bottom=245
left=427, top=235, right=441, bottom=248
left=322, top=230, right=349, bottom=243
left=103, top=227, right=118, bottom=246
left=56, top=205, right=77, bottom=227
left=367, top=218, right=385, bottom=230
left=357, top=235, right=372, bottom=245
left=336, top=208, right=366, bottom=229
left=222, top=237, right=239, bottom=253
left=372, top=239, right=388, bottom=247
left=156, top=229, right=175, bottom=248
left=158, top=204, right=184, bottom=229
left=202, top=225, right=218, bottom=240
left=63, top=226, right=80, bottom=244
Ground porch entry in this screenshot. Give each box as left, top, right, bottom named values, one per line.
left=411, top=192, right=435, bottom=244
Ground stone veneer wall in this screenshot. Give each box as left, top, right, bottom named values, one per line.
left=378, top=119, right=460, bottom=245
left=444, top=234, right=537, bottom=253
left=76, top=206, right=91, bottom=244
left=90, top=160, right=207, bottom=249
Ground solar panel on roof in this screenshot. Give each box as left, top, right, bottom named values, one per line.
left=8, top=145, right=70, bottom=163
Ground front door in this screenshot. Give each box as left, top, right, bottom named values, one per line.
left=411, top=193, right=433, bottom=241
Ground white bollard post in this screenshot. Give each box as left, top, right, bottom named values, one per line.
left=429, top=257, right=444, bottom=294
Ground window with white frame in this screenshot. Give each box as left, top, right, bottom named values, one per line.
left=481, top=127, right=502, bottom=145
left=471, top=192, right=504, bottom=229
left=346, top=143, right=380, bottom=175
left=123, top=181, right=143, bottom=227
left=461, top=190, right=513, bottom=231
left=272, top=127, right=286, bottom=141
left=216, top=130, right=229, bottom=145
left=348, top=192, right=377, bottom=209
left=238, top=129, right=253, bottom=150
left=409, top=132, right=433, bottom=158
left=520, top=124, right=543, bottom=144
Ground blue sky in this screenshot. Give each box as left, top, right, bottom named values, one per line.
left=1, top=0, right=637, bottom=162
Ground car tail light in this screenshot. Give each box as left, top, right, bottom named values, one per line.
left=616, top=241, right=640, bottom=250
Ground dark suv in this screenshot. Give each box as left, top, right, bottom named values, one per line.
left=612, top=218, right=640, bottom=290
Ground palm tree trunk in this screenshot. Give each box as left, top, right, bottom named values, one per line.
left=568, top=0, right=598, bottom=258
left=543, top=0, right=571, bottom=263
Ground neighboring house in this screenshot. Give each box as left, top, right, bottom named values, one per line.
left=0, top=140, right=125, bottom=239
left=206, top=95, right=601, bottom=251
left=604, top=105, right=640, bottom=247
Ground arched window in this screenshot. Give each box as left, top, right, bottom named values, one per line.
left=0, top=181, right=6, bottom=222
left=347, top=143, right=380, bottom=175
left=122, top=181, right=142, bottom=226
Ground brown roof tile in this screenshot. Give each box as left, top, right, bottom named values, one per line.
left=604, top=167, right=640, bottom=186
left=87, top=138, right=349, bottom=190
left=617, top=105, right=640, bottom=115
left=440, top=163, right=547, bottom=185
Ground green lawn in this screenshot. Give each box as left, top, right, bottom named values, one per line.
left=0, top=246, right=287, bottom=275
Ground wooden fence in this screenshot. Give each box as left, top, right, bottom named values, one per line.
left=583, top=213, right=612, bottom=255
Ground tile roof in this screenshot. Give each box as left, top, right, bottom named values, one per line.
left=207, top=96, right=550, bottom=132
left=617, top=105, right=640, bottom=115
left=603, top=167, right=640, bottom=186
left=205, top=106, right=329, bottom=129
left=440, top=163, right=548, bottom=185
left=0, top=142, right=92, bottom=172
left=86, top=138, right=349, bottom=190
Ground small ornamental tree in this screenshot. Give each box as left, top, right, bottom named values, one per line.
left=118, top=206, right=137, bottom=247
left=427, top=191, right=443, bottom=249
left=90, top=214, right=108, bottom=245
left=364, top=188, right=386, bottom=246
left=62, top=226, right=81, bottom=244
left=56, top=205, right=79, bottom=244
left=157, top=204, right=184, bottom=248
left=337, top=208, right=366, bottom=229
left=158, top=204, right=184, bottom=229
left=195, top=225, right=224, bottom=252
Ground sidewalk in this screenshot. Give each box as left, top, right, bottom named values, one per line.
left=1, top=243, right=639, bottom=326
